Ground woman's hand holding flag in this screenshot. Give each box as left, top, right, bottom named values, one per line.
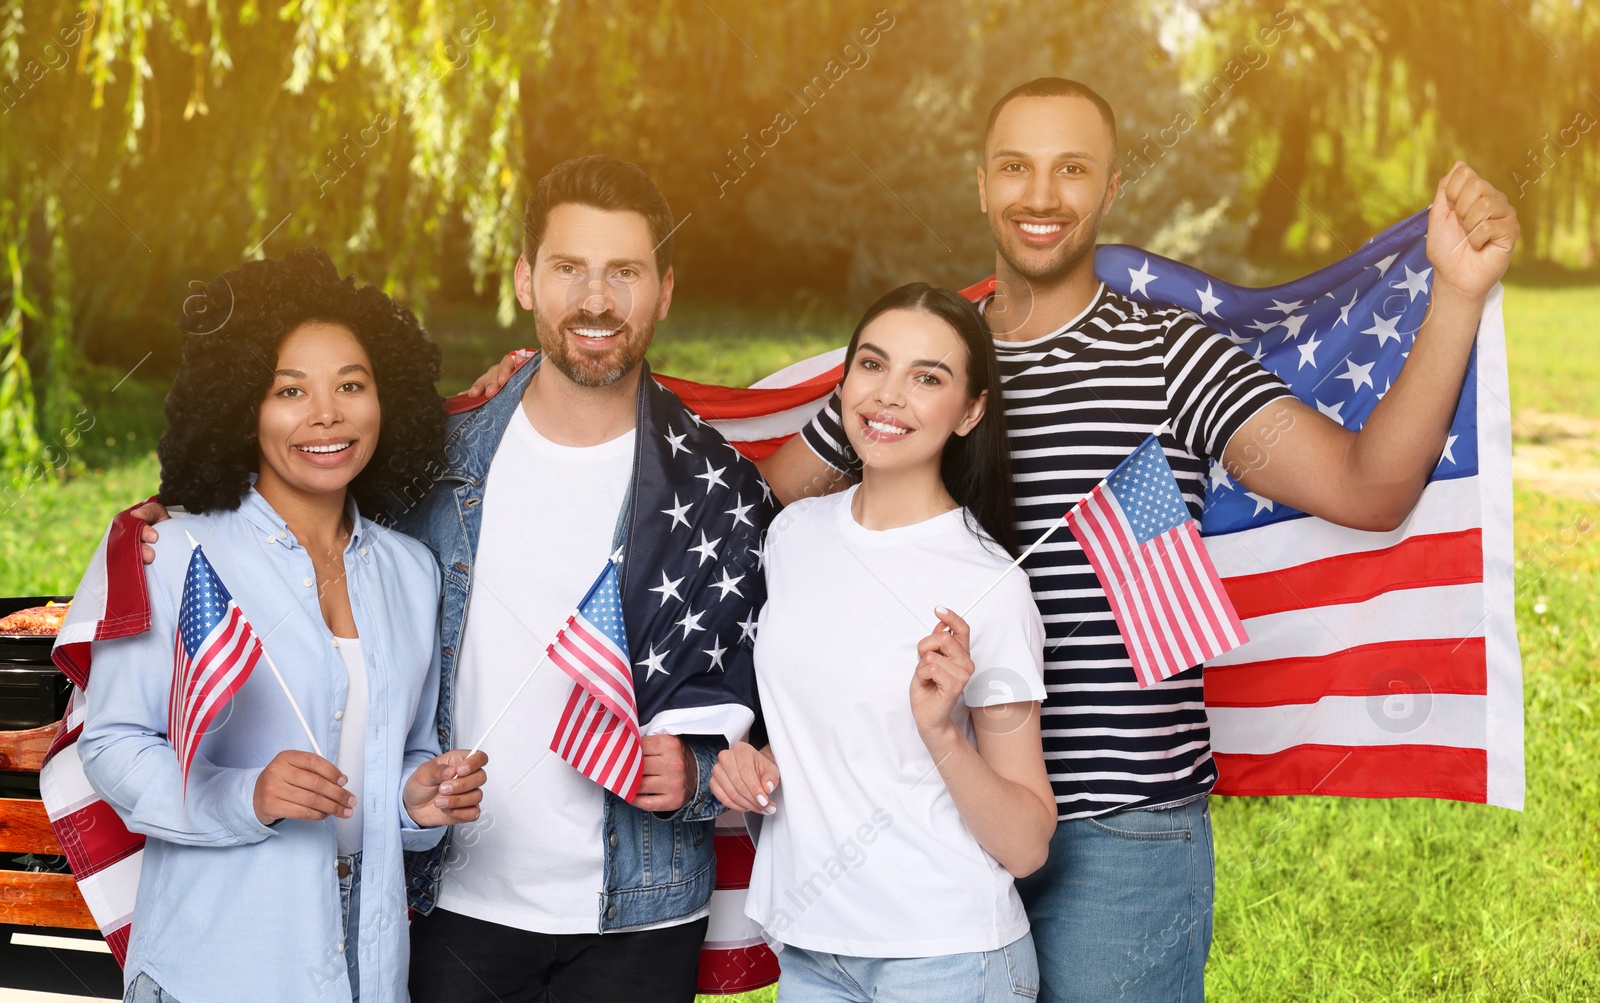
left=252, top=750, right=356, bottom=825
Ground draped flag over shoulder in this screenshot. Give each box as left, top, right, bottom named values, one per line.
left=39, top=507, right=152, bottom=965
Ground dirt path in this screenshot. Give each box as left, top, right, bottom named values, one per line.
left=1511, top=410, right=1600, bottom=499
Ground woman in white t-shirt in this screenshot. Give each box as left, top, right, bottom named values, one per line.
left=712, top=283, right=1055, bottom=1002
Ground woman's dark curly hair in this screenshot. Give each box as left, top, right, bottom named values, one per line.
left=158, top=247, right=445, bottom=521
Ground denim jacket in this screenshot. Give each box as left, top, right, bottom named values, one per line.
left=395, top=354, right=772, bottom=931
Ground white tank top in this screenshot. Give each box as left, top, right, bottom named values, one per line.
left=332, top=636, right=367, bottom=854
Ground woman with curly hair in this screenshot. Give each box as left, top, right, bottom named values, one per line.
left=74, top=247, right=487, bottom=1003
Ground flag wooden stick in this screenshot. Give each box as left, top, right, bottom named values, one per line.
left=468, top=646, right=554, bottom=759
left=185, top=532, right=323, bottom=759
left=957, top=511, right=1070, bottom=619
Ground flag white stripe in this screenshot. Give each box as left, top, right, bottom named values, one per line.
left=1473, top=285, right=1525, bottom=810
left=705, top=398, right=833, bottom=445
left=1209, top=694, right=1489, bottom=755
left=1208, top=582, right=1485, bottom=666
left=1203, top=475, right=1480, bottom=575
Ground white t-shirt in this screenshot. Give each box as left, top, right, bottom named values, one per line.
left=744, top=486, right=1047, bottom=958
left=331, top=635, right=366, bottom=855
left=436, top=404, right=635, bottom=934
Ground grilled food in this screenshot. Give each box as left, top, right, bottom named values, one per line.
left=0, top=601, right=70, bottom=636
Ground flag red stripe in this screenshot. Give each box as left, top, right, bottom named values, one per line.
left=713, top=828, right=757, bottom=887
left=1205, top=636, right=1488, bottom=707
left=52, top=799, right=144, bottom=879
left=727, top=435, right=794, bottom=460
left=1156, top=531, right=1212, bottom=664
left=697, top=944, right=784, bottom=995
left=1212, top=744, right=1487, bottom=802
left=554, top=686, right=591, bottom=760
left=53, top=506, right=157, bottom=689
left=653, top=372, right=842, bottom=419
left=104, top=926, right=131, bottom=967
left=1221, top=529, right=1483, bottom=621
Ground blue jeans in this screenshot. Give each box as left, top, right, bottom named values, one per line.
left=775, top=932, right=1040, bottom=1002
left=125, top=973, right=178, bottom=1003
left=1015, top=798, right=1214, bottom=1003
left=337, top=850, right=363, bottom=1002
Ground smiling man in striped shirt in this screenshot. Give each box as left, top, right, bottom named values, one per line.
left=755, top=77, right=1519, bottom=1002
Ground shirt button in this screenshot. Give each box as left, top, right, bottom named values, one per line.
left=359, top=546, right=368, bottom=556
left=278, top=531, right=287, bottom=540
left=303, top=577, right=314, bottom=588
left=331, top=638, right=341, bottom=648
left=334, top=710, right=344, bottom=720
left=336, top=942, right=344, bottom=954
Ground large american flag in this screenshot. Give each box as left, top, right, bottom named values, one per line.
left=548, top=561, right=644, bottom=799
left=1066, top=435, right=1248, bottom=687
left=1098, top=209, right=1521, bottom=810
left=168, top=542, right=264, bottom=791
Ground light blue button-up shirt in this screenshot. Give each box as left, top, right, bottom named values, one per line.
left=78, top=486, right=446, bottom=1003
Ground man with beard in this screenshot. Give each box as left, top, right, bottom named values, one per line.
left=754, top=77, right=1520, bottom=1003
left=133, top=155, right=772, bottom=1003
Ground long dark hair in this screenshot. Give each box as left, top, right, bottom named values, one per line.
left=843, top=283, right=1018, bottom=557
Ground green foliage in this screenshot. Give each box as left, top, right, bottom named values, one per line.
left=4, top=0, right=1597, bottom=477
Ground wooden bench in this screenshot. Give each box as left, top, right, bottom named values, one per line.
left=0, top=722, right=97, bottom=931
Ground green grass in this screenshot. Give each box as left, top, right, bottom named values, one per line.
left=2, top=285, right=1597, bottom=1001
left=1502, top=283, right=1600, bottom=418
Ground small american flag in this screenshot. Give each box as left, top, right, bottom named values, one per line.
left=548, top=561, right=644, bottom=800
left=1066, top=435, right=1248, bottom=687
left=168, top=543, right=265, bottom=789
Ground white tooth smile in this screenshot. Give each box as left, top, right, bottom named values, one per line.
left=1019, top=222, right=1063, bottom=235
left=573, top=327, right=618, bottom=339
left=296, top=442, right=352, bottom=454
left=865, top=419, right=909, bottom=436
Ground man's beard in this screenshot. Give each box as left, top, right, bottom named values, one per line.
left=534, top=307, right=654, bottom=388
left=989, top=208, right=1103, bottom=284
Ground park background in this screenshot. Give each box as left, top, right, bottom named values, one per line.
left=1, top=0, right=1596, bottom=999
